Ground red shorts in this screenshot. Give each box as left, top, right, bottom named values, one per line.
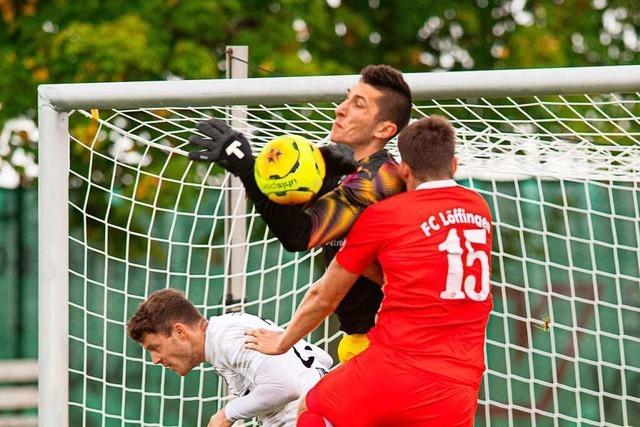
left=305, top=345, right=479, bottom=427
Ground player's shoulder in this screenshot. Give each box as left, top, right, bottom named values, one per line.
left=207, top=313, right=275, bottom=364
left=214, top=312, right=275, bottom=330
left=338, top=150, right=404, bottom=203
left=452, top=185, right=491, bottom=212
left=369, top=181, right=487, bottom=209
left=358, top=186, right=410, bottom=216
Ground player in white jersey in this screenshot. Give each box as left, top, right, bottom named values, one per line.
left=127, top=288, right=332, bottom=427
left=206, top=312, right=332, bottom=426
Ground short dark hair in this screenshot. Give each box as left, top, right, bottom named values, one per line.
left=397, top=115, right=456, bottom=180
left=127, top=289, right=203, bottom=342
left=360, top=64, right=412, bottom=136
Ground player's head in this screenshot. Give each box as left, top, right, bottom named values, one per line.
left=397, top=115, right=457, bottom=184
left=331, top=64, right=411, bottom=152
left=127, top=288, right=206, bottom=376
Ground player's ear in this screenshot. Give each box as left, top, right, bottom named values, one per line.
left=399, top=161, right=411, bottom=181
left=173, top=323, right=187, bottom=338
left=373, top=120, right=397, bottom=141
left=451, top=156, right=458, bottom=177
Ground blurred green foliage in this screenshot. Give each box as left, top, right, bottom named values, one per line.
left=2, top=0, right=640, bottom=135
left=0, top=0, right=638, bottom=188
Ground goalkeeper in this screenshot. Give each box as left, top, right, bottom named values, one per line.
left=188, top=64, right=412, bottom=362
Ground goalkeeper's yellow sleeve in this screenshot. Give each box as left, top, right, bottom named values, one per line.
left=337, top=333, right=370, bottom=363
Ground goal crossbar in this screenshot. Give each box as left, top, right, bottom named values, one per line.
left=39, top=65, right=640, bottom=110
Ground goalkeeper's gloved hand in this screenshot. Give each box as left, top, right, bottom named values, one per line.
left=319, top=144, right=357, bottom=179
left=188, top=118, right=254, bottom=176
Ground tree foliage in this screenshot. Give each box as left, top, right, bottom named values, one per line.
left=1, top=0, right=640, bottom=185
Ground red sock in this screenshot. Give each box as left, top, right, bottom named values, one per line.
left=297, top=410, right=333, bottom=427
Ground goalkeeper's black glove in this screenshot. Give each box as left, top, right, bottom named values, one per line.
left=319, top=144, right=357, bottom=179
left=188, top=118, right=254, bottom=176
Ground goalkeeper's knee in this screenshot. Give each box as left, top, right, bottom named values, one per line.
left=337, top=333, right=370, bottom=363
left=298, top=410, right=334, bottom=427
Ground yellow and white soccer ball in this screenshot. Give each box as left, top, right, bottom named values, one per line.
left=254, top=135, right=326, bottom=205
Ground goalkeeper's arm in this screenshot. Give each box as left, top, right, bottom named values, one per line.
left=188, top=118, right=356, bottom=252
left=236, top=145, right=355, bottom=252
left=236, top=167, right=312, bottom=252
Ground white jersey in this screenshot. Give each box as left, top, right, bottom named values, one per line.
left=205, top=313, right=333, bottom=426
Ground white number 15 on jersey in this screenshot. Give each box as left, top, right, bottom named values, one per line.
left=438, top=228, right=490, bottom=301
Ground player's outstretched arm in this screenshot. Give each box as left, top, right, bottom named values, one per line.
left=246, top=144, right=357, bottom=251
left=187, top=118, right=309, bottom=250
left=245, top=259, right=360, bottom=354
left=189, top=118, right=357, bottom=252
left=188, top=119, right=254, bottom=176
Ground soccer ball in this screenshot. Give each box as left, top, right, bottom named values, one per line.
left=254, top=135, right=326, bottom=205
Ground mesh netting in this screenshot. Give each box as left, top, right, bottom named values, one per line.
left=66, top=92, right=639, bottom=426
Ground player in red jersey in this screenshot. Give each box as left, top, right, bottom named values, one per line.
left=245, top=115, right=493, bottom=427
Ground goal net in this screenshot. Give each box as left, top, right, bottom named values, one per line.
left=38, top=66, right=640, bottom=427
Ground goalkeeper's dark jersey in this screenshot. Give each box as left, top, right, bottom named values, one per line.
left=306, top=149, right=404, bottom=334
left=306, top=150, right=404, bottom=249
left=243, top=148, right=405, bottom=334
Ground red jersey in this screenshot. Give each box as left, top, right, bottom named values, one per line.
left=336, top=179, right=493, bottom=387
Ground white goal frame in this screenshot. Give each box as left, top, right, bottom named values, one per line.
left=38, top=64, right=640, bottom=427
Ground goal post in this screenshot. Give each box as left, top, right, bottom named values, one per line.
left=38, top=104, right=69, bottom=426
left=38, top=65, right=640, bottom=427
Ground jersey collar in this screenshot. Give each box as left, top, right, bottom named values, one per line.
left=204, top=317, right=214, bottom=362
left=357, top=148, right=389, bottom=165
left=416, top=179, right=457, bottom=190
